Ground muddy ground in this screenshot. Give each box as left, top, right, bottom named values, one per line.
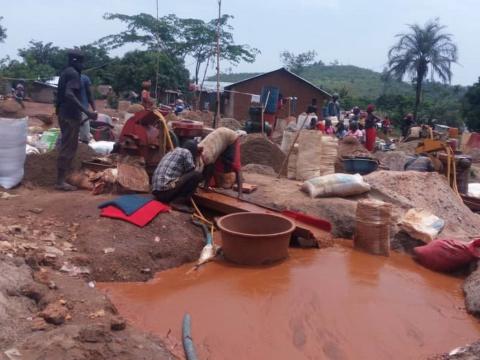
left=1, top=102, right=479, bottom=358
left=0, top=186, right=205, bottom=359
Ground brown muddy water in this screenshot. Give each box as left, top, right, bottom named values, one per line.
left=100, top=243, right=480, bottom=359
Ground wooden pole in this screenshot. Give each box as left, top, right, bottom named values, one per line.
left=214, top=0, right=222, bottom=129
left=261, top=91, right=270, bottom=135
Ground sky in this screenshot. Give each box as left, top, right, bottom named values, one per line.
left=0, top=0, right=479, bottom=85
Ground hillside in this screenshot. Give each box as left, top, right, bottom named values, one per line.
left=299, top=63, right=412, bottom=98
left=211, top=63, right=412, bottom=99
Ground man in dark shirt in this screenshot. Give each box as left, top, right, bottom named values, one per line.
left=55, top=50, right=98, bottom=191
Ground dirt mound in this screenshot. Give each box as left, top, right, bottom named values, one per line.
left=24, top=143, right=98, bottom=187
left=126, top=104, right=144, bottom=113
left=335, top=137, right=371, bottom=172
left=219, top=117, right=242, bottom=130
left=0, top=255, right=174, bottom=359
left=164, top=112, right=179, bottom=122
left=0, top=257, right=37, bottom=350
left=464, top=265, right=480, bottom=316
left=338, top=137, right=371, bottom=158
left=242, top=164, right=276, bottom=176
left=183, top=110, right=214, bottom=127
left=240, top=134, right=286, bottom=173
left=374, top=151, right=411, bottom=171
left=396, top=140, right=421, bottom=155
left=0, top=99, right=26, bottom=118
left=365, top=171, right=480, bottom=239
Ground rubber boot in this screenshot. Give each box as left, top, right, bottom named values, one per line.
left=55, top=169, right=77, bottom=191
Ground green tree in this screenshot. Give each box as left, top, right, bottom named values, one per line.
left=98, top=13, right=259, bottom=84
left=176, top=15, right=258, bottom=84
left=0, top=17, right=6, bottom=43
left=463, top=78, right=480, bottom=131
left=386, top=19, right=458, bottom=120
left=280, top=50, right=317, bottom=74
left=107, top=50, right=189, bottom=94
left=98, top=13, right=179, bottom=53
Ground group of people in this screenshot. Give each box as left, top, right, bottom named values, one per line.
left=304, top=94, right=385, bottom=152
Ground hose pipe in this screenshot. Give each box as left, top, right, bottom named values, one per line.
left=182, top=313, right=198, bottom=360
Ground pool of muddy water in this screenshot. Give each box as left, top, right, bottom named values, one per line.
left=100, top=243, right=480, bottom=359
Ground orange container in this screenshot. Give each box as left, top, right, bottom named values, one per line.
left=448, top=127, right=459, bottom=138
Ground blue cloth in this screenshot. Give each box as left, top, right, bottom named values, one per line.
left=80, top=74, right=92, bottom=109
left=327, top=100, right=340, bottom=117
left=98, top=195, right=153, bottom=215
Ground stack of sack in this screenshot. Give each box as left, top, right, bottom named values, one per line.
left=98, top=194, right=170, bottom=227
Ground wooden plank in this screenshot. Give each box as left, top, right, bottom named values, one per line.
left=193, top=190, right=333, bottom=248
left=233, top=183, right=258, bottom=194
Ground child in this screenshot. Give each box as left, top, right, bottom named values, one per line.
left=336, top=122, right=347, bottom=139
left=348, top=122, right=363, bottom=141
left=324, top=119, right=335, bottom=135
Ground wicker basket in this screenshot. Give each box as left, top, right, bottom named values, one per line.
left=354, top=199, right=392, bottom=256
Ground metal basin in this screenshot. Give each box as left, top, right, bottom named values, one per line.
left=217, top=212, right=296, bottom=265
left=343, top=157, right=379, bottom=175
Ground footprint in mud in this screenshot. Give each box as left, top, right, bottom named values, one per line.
left=323, top=340, right=348, bottom=360
left=289, top=317, right=307, bottom=349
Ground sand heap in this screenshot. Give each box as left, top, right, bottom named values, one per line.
left=395, top=139, right=421, bottom=155
left=182, top=110, right=214, bottom=127
left=240, top=134, right=286, bottom=174
left=365, top=170, right=480, bottom=239
left=242, top=164, right=277, bottom=176
left=218, top=118, right=242, bottom=131
left=23, top=143, right=98, bottom=187
left=374, top=151, right=411, bottom=171
left=335, top=137, right=371, bottom=172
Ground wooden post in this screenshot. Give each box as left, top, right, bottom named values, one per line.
left=261, top=91, right=270, bottom=135
left=214, top=0, right=222, bottom=129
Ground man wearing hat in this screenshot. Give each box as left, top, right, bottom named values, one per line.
left=55, top=50, right=98, bottom=191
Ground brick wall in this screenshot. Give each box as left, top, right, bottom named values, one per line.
left=224, top=70, right=329, bottom=121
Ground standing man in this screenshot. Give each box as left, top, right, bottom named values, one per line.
left=79, top=73, right=96, bottom=143
left=55, top=50, right=98, bottom=191
left=402, top=113, right=414, bottom=139
left=14, top=82, right=26, bottom=109
left=327, top=93, right=340, bottom=119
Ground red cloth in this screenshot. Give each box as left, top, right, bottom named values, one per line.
left=365, top=127, right=376, bottom=151
left=263, top=113, right=276, bottom=130
left=214, top=139, right=241, bottom=173
left=100, top=201, right=170, bottom=227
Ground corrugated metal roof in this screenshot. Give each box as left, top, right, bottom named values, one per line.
left=224, top=67, right=331, bottom=98
left=198, top=81, right=233, bottom=92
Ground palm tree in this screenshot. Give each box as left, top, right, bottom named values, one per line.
left=387, top=19, right=458, bottom=120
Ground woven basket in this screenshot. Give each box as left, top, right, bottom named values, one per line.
left=354, top=199, right=392, bottom=256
